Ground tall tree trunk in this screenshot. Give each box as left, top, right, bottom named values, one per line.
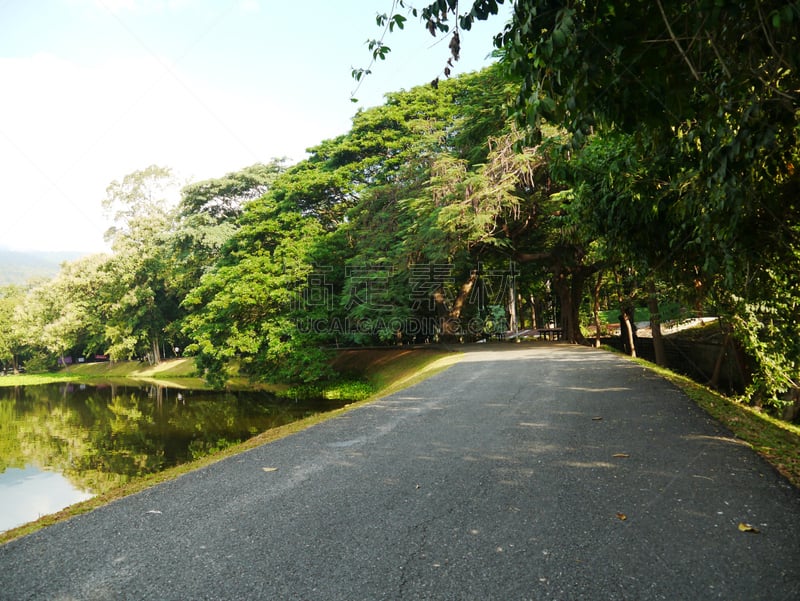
left=622, top=312, right=637, bottom=357
left=592, top=271, right=604, bottom=348
left=151, top=336, right=162, bottom=364
left=569, top=269, right=588, bottom=344
left=552, top=268, right=587, bottom=344
left=647, top=279, right=667, bottom=366
left=508, top=284, right=518, bottom=336
left=616, top=272, right=636, bottom=357
left=436, top=271, right=477, bottom=341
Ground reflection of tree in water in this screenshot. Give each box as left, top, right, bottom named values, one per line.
left=0, top=396, right=26, bottom=473
left=1, top=384, right=110, bottom=492
left=0, top=383, right=341, bottom=495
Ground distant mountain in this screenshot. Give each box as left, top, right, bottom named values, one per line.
left=0, top=249, right=85, bottom=285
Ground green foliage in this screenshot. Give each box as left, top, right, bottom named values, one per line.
left=410, top=0, right=800, bottom=401
left=279, top=379, right=376, bottom=402
left=182, top=197, right=332, bottom=385
left=0, top=285, right=27, bottom=370
left=178, top=161, right=285, bottom=221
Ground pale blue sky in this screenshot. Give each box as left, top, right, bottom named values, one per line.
left=0, top=0, right=507, bottom=253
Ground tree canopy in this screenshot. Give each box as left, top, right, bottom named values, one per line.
left=400, top=0, right=800, bottom=402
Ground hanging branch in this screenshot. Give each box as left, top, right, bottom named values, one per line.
left=351, top=0, right=413, bottom=102
left=655, top=0, right=701, bottom=81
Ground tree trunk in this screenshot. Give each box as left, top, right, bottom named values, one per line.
left=622, top=313, right=637, bottom=357
left=616, top=272, right=636, bottom=357
left=436, top=271, right=477, bottom=341
left=592, top=271, right=604, bottom=347
left=507, top=284, right=518, bottom=336
left=552, top=268, right=587, bottom=344
left=151, top=336, right=162, bottom=364
left=647, top=280, right=667, bottom=366
left=569, top=269, right=588, bottom=344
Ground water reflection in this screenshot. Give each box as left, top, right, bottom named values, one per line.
left=0, top=466, right=93, bottom=532
left=0, top=382, right=347, bottom=532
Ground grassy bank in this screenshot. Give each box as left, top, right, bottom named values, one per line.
left=0, top=348, right=457, bottom=544
left=0, top=357, right=200, bottom=388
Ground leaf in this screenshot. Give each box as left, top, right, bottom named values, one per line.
left=262, top=467, right=279, bottom=472
left=738, top=522, right=760, bottom=533
left=616, top=512, right=627, bottom=521
left=612, top=453, right=630, bottom=458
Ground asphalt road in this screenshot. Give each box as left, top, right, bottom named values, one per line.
left=1, top=345, right=799, bottom=600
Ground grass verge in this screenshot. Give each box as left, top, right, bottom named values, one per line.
left=0, top=373, right=84, bottom=387
left=0, top=348, right=458, bottom=545
left=0, top=358, right=200, bottom=388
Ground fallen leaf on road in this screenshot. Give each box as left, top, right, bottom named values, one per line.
left=616, top=513, right=627, bottom=521
left=612, top=453, right=630, bottom=458
left=262, top=467, right=279, bottom=472
left=738, top=522, right=760, bottom=533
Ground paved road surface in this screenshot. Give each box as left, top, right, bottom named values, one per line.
left=1, top=345, right=798, bottom=600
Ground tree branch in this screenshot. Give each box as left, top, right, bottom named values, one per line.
left=655, top=0, right=700, bottom=81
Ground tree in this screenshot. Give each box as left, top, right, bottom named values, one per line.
left=178, top=161, right=286, bottom=222
left=182, top=196, right=329, bottom=386
left=101, top=166, right=180, bottom=363
left=423, top=128, right=602, bottom=343
left=20, top=255, right=112, bottom=367
left=272, top=71, right=512, bottom=346
left=169, top=161, right=287, bottom=320
left=0, top=285, right=27, bottom=372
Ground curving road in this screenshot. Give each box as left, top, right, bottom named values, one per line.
left=1, top=345, right=799, bottom=600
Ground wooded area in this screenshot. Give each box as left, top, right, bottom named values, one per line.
left=1, top=1, right=798, bottom=416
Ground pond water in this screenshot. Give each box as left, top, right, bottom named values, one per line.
left=0, top=381, right=348, bottom=533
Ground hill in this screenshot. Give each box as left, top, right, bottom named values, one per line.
left=0, top=249, right=84, bottom=285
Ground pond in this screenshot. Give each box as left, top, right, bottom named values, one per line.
left=0, top=381, right=349, bottom=533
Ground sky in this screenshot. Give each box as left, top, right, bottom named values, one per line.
left=0, top=0, right=508, bottom=254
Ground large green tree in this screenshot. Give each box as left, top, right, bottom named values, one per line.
left=182, top=196, right=328, bottom=387
left=0, top=285, right=28, bottom=372
left=101, top=165, right=181, bottom=363
left=24, top=254, right=111, bottom=366
left=168, top=161, right=288, bottom=346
